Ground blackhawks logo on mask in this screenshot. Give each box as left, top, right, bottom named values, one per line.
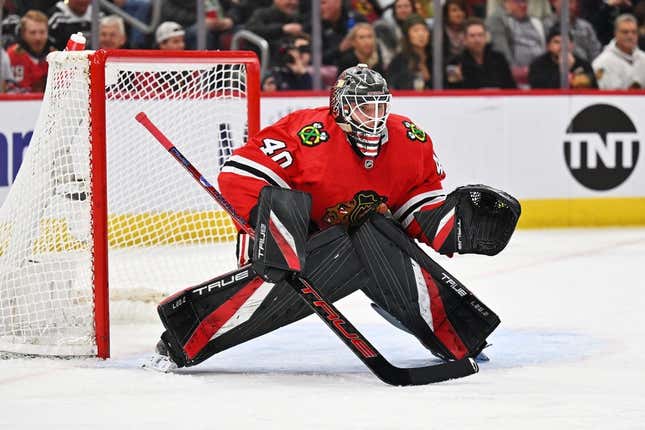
left=297, top=122, right=329, bottom=147
left=323, top=190, right=389, bottom=227
left=403, top=121, right=427, bottom=142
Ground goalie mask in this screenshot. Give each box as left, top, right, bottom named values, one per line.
left=330, top=64, right=391, bottom=157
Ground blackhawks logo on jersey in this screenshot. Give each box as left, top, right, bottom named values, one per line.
left=323, top=191, right=388, bottom=228
left=403, top=121, right=427, bottom=142
left=297, top=122, right=329, bottom=147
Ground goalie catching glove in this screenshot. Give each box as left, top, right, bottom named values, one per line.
left=414, top=184, right=521, bottom=256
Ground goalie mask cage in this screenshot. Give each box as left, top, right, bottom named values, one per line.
left=0, top=50, right=260, bottom=358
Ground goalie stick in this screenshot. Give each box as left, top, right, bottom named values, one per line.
left=135, top=112, right=479, bottom=386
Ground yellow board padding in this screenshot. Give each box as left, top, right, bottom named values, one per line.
left=518, top=197, right=645, bottom=228
left=0, top=221, right=83, bottom=255
left=107, top=210, right=237, bottom=247
left=0, top=224, right=10, bottom=257
left=2, top=199, right=644, bottom=256
left=0, top=210, right=238, bottom=255
left=32, top=219, right=87, bottom=253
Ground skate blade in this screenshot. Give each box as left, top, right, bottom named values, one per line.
left=139, top=353, right=178, bottom=373
left=475, top=351, right=490, bottom=362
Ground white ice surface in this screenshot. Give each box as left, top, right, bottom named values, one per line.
left=1, top=228, right=644, bottom=430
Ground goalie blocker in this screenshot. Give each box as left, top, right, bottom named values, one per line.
left=250, top=186, right=311, bottom=282
left=157, top=188, right=503, bottom=367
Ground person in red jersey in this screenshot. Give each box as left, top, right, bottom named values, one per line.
left=219, top=64, right=500, bottom=257
left=7, top=10, right=54, bottom=92
left=152, top=65, right=520, bottom=371
left=221, top=84, right=447, bottom=250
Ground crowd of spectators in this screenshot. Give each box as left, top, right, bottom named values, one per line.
left=1, top=0, right=645, bottom=93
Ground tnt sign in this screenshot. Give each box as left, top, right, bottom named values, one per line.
left=0, top=131, right=33, bottom=186
left=564, top=104, right=640, bottom=191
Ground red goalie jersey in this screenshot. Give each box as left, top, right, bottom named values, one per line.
left=218, top=106, right=447, bottom=249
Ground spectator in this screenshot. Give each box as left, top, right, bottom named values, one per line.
left=579, top=0, right=634, bottom=46
left=337, top=23, right=385, bottom=75
left=261, top=73, right=278, bottom=92
left=1, top=47, right=15, bottom=92
left=48, top=0, right=94, bottom=50
left=487, top=0, right=553, bottom=19
left=7, top=10, right=54, bottom=92
left=487, top=0, right=546, bottom=86
left=529, top=27, right=597, bottom=88
left=380, top=0, right=416, bottom=37
left=317, top=0, right=366, bottom=66
left=443, top=0, right=469, bottom=63
left=245, top=0, right=304, bottom=62
left=387, top=14, right=433, bottom=90
left=374, top=0, right=417, bottom=66
left=155, top=21, right=185, bottom=50
left=99, top=15, right=127, bottom=49
left=593, top=14, right=645, bottom=89
left=542, top=0, right=602, bottom=62
left=110, top=0, right=151, bottom=48
left=266, top=35, right=313, bottom=90
left=448, top=17, right=517, bottom=88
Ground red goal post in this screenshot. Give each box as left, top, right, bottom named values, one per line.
left=0, top=49, right=260, bottom=358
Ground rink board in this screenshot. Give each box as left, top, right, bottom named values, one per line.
left=261, top=92, right=645, bottom=228
left=2, top=91, right=645, bottom=227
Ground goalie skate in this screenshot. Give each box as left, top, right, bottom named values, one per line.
left=139, top=353, right=177, bottom=373
left=139, top=339, right=178, bottom=373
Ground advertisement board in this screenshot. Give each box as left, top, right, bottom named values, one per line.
left=2, top=92, right=643, bottom=226
left=0, top=97, right=42, bottom=203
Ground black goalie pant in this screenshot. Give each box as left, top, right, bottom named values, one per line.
left=162, top=215, right=499, bottom=367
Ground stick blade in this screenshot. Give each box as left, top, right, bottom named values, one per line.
left=398, top=357, right=479, bottom=386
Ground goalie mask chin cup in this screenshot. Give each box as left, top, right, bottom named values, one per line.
left=347, top=130, right=384, bottom=158
left=330, top=64, right=391, bottom=157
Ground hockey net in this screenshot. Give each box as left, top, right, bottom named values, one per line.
left=0, top=50, right=260, bottom=357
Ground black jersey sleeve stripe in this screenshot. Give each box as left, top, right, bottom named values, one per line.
left=223, top=160, right=283, bottom=187
left=398, top=196, right=446, bottom=227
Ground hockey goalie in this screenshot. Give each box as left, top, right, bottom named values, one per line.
left=150, top=64, right=521, bottom=383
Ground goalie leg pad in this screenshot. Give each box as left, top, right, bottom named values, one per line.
left=195, top=226, right=369, bottom=364
left=252, top=186, right=312, bottom=282
left=351, top=214, right=500, bottom=360
left=158, top=226, right=369, bottom=367
left=157, top=265, right=272, bottom=367
left=414, top=184, right=521, bottom=256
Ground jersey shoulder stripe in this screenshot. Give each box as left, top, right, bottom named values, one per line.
left=222, top=155, right=291, bottom=189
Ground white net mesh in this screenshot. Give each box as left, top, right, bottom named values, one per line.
left=0, top=51, right=252, bottom=356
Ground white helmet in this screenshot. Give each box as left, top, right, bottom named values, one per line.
left=330, top=64, right=392, bottom=157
